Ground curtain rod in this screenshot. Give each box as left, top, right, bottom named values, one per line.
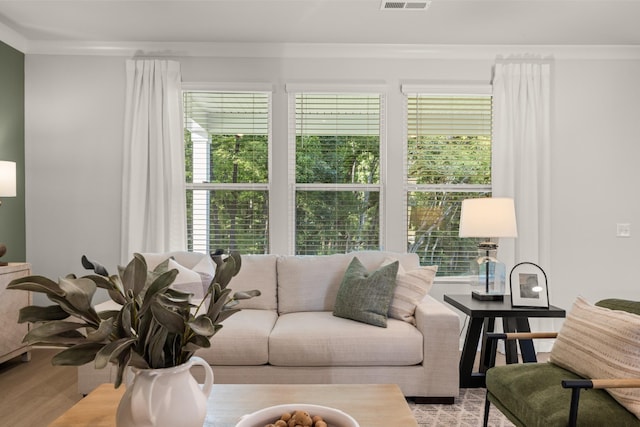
left=495, top=54, right=554, bottom=64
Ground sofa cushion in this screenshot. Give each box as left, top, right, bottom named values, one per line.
left=269, top=311, right=423, bottom=367
left=333, top=257, right=399, bottom=327
left=196, top=309, right=277, bottom=365
left=550, top=296, right=640, bottom=419
left=487, top=362, right=640, bottom=427
left=229, top=254, right=278, bottom=310
left=382, top=257, right=437, bottom=325
left=277, top=251, right=420, bottom=314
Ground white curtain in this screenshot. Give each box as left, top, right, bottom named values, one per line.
left=493, top=59, right=555, bottom=349
left=492, top=59, right=552, bottom=271
left=121, top=59, right=187, bottom=263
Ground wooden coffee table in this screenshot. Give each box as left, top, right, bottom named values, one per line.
left=49, top=383, right=418, bottom=427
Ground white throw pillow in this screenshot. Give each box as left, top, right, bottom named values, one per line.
left=381, top=257, right=437, bottom=325
left=166, top=259, right=206, bottom=299
left=140, top=252, right=216, bottom=299
left=550, top=296, right=640, bottom=419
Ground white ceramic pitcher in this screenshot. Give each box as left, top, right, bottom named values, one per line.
left=116, top=356, right=214, bottom=427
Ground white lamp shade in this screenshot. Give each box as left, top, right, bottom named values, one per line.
left=459, top=197, right=518, bottom=238
left=0, top=161, right=17, bottom=197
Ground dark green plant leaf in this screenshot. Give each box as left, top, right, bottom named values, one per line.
left=82, top=274, right=114, bottom=289
left=140, top=269, right=179, bottom=313
left=7, top=276, right=65, bottom=297
left=120, top=254, right=147, bottom=297
left=108, top=275, right=126, bottom=298
left=162, top=288, right=193, bottom=302
left=150, top=301, right=185, bottom=334
left=57, top=277, right=97, bottom=313
left=18, top=305, right=69, bottom=323
left=107, top=290, right=127, bottom=305
left=82, top=274, right=127, bottom=305
left=152, top=258, right=171, bottom=274
left=156, top=293, right=191, bottom=312
left=223, top=299, right=239, bottom=309
left=46, top=294, right=85, bottom=319
left=128, top=351, right=150, bottom=370
left=233, top=289, right=261, bottom=300
left=185, top=334, right=211, bottom=350
left=28, top=330, right=88, bottom=346
left=188, top=315, right=215, bottom=336
left=98, top=310, right=120, bottom=320
left=228, top=251, right=242, bottom=275
left=51, top=342, right=105, bottom=366
left=148, top=325, right=168, bottom=368
left=87, top=317, right=115, bottom=342
left=214, top=308, right=241, bottom=324
left=118, top=302, right=134, bottom=338
left=94, top=337, right=136, bottom=369
left=215, top=258, right=237, bottom=290
left=114, top=348, right=132, bottom=389
left=23, top=321, right=88, bottom=344
left=81, top=255, right=110, bottom=276
left=207, top=287, right=232, bottom=319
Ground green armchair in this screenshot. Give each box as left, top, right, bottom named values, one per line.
left=483, top=299, right=640, bottom=427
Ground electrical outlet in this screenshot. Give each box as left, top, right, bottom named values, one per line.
left=617, top=223, right=631, bottom=237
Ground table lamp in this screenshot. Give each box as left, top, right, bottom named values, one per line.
left=459, top=197, right=518, bottom=301
left=0, top=161, right=16, bottom=266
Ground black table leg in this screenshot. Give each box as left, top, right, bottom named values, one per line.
left=460, top=316, right=487, bottom=387
left=502, top=317, right=519, bottom=364
left=479, top=317, right=496, bottom=373
left=516, top=317, right=537, bottom=363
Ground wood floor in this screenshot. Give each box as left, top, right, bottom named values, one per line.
left=0, top=348, right=82, bottom=427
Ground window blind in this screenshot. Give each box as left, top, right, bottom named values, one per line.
left=184, top=91, right=270, bottom=254
left=407, top=95, right=492, bottom=185
left=291, top=92, right=383, bottom=255
left=405, top=94, right=492, bottom=275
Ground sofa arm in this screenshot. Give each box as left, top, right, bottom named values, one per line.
left=415, top=295, right=460, bottom=396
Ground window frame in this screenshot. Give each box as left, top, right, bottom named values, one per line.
left=182, top=83, right=274, bottom=254
left=401, top=84, right=493, bottom=275
left=286, top=84, right=388, bottom=255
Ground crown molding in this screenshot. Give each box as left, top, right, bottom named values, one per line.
left=21, top=40, right=640, bottom=60
left=0, top=22, right=28, bottom=53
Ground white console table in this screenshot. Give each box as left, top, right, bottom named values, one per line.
left=0, top=263, right=32, bottom=364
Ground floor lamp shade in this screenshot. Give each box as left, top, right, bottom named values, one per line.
left=459, top=197, right=518, bottom=301
left=0, top=161, right=16, bottom=198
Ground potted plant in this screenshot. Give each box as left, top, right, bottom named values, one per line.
left=8, top=251, right=259, bottom=427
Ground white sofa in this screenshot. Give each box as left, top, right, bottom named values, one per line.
left=78, top=251, right=460, bottom=402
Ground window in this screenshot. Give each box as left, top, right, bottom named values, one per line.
left=183, top=91, right=270, bottom=254
left=404, top=89, right=492, bottom=275
left=289, top=91, right=384, bottom=255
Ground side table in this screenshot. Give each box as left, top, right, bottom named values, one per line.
left=444, top=293, right=565, bottom=388
left=0, top=263, right=32, bottom=364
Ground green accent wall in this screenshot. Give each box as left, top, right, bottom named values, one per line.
left=0, top=41, right=25, bottom=263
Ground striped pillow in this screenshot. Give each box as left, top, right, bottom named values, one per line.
left=550, top=296, right=640, bottom=419
left=382, top=257, right=437, bottom=324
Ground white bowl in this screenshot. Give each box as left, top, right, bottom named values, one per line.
left=235, top=403, right=360, bottom=427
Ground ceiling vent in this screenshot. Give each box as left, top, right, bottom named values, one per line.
left=380, top=1, right=432, bottom=11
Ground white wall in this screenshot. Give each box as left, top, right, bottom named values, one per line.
left=25, top=55, right=125, bottom=283
left=25, top=51, right=640, bottom=317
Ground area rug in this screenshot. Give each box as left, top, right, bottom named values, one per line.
left=408, top=388, right=515, bottom=427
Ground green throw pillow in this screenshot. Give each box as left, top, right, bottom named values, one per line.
left=333, top=257, right=400, bottom=328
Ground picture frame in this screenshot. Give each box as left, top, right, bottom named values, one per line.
left=509, top=262, right=549, bottom=308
